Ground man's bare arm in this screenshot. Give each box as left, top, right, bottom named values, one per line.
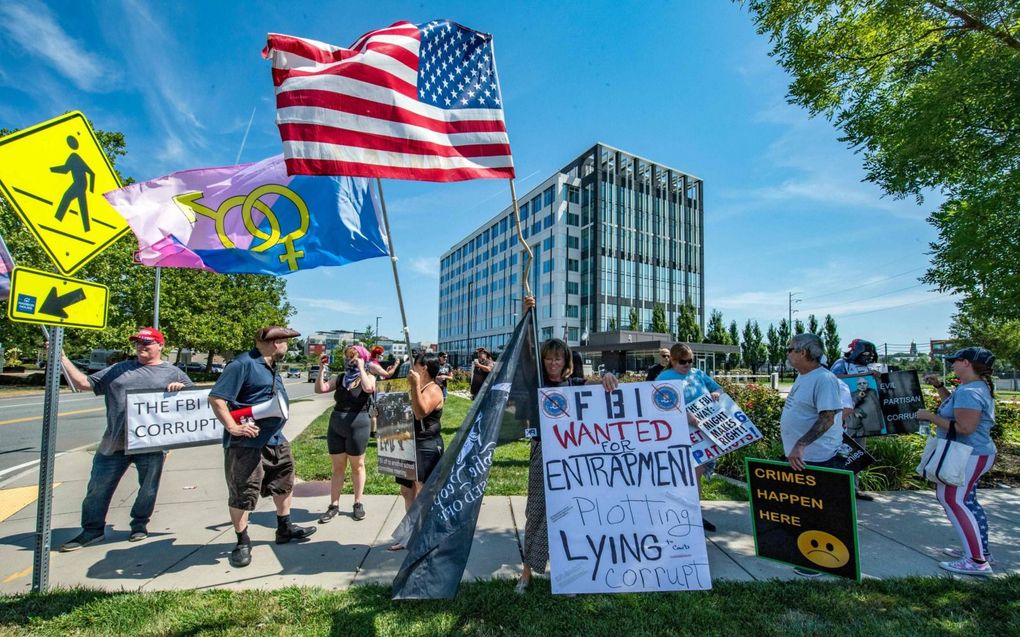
left=795, top=410, right=838, bottom=448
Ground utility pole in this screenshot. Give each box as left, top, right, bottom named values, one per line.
left=375, top=316, right=380, bottom=339
left=788, top=292, right=801, bottom=335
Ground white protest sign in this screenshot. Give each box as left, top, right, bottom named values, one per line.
left=125, top=387, right=222, bottom=453
left=539, top=381, right=711, bottom=594
left=687, top=393, right=763, bottom=466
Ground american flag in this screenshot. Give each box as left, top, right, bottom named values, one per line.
left=265, top=20, right=515, bottom=182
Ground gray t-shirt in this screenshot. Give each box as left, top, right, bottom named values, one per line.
left=89, top=360, right=193, bottom=455
left=781, top=366, right=844, bottom=462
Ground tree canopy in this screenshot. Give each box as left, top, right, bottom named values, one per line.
left=745, top=1, right=1020, bottom=320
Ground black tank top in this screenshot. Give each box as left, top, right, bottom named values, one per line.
left=414, top=383, right=443, bottom=440
left=334, top=381, right=371, bottom=412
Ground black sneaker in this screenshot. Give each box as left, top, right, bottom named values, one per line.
left=128, top=529, right=148, bottom=542
left=276, top=524, right=317, bottom=544
left=702, top=518, right=716, bottom=532
left=229, top=543, right=252, bottom=568
left=318, top=504, right=340, bottom=524
left=353, top=502, right=366, bottom=521
left=855, top=491, right=875, bottom=501
left=59, top=531, right=105, bottom=552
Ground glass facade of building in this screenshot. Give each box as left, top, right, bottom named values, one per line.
left=438, top=143, right=704, bottom=366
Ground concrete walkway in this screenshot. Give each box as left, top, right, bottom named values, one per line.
left=1, top=390, right=1017, bottom=594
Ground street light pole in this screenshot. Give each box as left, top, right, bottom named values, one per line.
left=375, top=316, right=380, bottom=339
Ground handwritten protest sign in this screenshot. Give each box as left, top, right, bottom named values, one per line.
left=687, top=393, right=762, bottom=466
left=125, top=387, right=221, bottom=453
left=375, top=392, right=416, bottom=480
left=539, top=381, right=711, bottom=594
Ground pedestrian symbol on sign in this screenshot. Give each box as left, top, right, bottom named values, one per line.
left=51, top=135, right=96, bottom=232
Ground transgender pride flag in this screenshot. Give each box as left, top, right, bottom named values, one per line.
left=104, top=155, right=389, bottom=275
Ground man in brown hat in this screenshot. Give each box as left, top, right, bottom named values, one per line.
left=209, top=325, right=315, bottom=568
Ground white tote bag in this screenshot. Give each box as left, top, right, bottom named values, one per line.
left=916, top=421, right=972, bottom=486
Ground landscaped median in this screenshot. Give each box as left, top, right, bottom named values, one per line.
left=290, top=395, right=748, bottom=500
left=1, top=577, right=1018, bottom=635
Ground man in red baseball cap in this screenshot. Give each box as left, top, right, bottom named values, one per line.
left=55, top=327, right=193, bottom=551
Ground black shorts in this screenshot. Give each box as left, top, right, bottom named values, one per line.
left=224, top=443, right=294, bottom=511
left=396, top=436, right=444, bottom=487
left=327, top=409, right=371, bottom=456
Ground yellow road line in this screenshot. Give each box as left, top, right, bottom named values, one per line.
left=3, top=566, right=31, bottom=584
left=0, top=483, right=60, bottom=522
left=0, top=406, right=104, bottom=427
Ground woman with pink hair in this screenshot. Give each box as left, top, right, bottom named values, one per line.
left=314, top=345, right=374, bottom=523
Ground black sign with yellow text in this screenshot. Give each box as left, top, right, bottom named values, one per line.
left=745, top=458, right=860, bottom=580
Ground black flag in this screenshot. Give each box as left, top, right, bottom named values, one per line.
left=391, top=309, right=539, bottom=599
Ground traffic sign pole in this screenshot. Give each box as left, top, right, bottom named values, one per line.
left=32, top=325, right=63, bottom=593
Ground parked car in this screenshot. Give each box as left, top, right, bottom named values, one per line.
left=211, top=363, right=224, bottom=374
left=176, top=362, right=206, bottom=373
left=70, top=358, right=89, bottom=372
left=286, top=367, right=302, bottom=378
left=307, top=365, right=320, bottom=382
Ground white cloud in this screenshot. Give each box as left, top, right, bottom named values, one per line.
left=0, top=0, right=112, bottom=92
left=291, top=297, right=361, bottom=315
left=408, top=257, right=439, bottom=278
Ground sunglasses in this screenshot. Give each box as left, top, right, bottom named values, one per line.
left=676, top=359, right=693, bottom=364
left=134, top=339, right=157, bottom=347
left=786, top=347, right=798, bottom=352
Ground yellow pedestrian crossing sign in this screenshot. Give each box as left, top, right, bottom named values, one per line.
left=7, top=266, right=109, bottom=329
left=0, top=111, right=128, bottom=275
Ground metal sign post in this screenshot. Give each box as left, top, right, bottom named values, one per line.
left=32, top=325, right=63, bottom=592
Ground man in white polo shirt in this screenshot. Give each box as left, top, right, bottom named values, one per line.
left=782, top=333, right=844, bottom=472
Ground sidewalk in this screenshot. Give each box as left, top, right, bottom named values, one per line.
left=0, top=390, right=1017, bottom=594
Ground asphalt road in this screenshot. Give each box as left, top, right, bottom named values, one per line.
left=0, top=378, right=320, bottom=479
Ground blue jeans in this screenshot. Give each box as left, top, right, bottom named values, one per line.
left=81, top=450, right=166, bottom=534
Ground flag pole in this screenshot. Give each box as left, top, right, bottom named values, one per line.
left=508, top=179, right=542, bottom=379
left=375, top=178, right=414, bottom=360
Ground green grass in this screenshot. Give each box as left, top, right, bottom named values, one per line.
left=293, top=396, right=746, bottom=500
left=2, top=577, right=1018, bottom=636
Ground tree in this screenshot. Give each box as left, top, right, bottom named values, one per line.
left=822, top=314, right=841, bottom=365
left=777, top=318, right=792, bottom=376
left=745, top=1, right=1020, bottom=321
left=650, top=303, right=669, bottom=334
left=727, top=320, right=741, bottom=369
left=766, top=323, right=783, bottom=371
left=607, top=316, right=617, bottom=331
left=704, top=309, right=729, bottom=344
left=628, top=307, right=640, bottom=331
left=807, top=314, right=819, bottom=335
left=793, top=319, right=805, bottom=335
left=359, top=324, right=378, bottom=348
left=950, top=309, right=1020, bottom=371
left=676, top=299, right=702, bottom=343
left=741, top=320, right=768, bottom=373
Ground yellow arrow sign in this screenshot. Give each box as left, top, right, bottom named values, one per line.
left=0, top=111, right=128, bottom=275
left=7, top=266, right=108, bottom=329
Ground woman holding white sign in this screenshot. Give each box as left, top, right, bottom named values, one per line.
left=315, top=345, right=375, bottom=524
left=655, top=342, right=721, bottom=532
left=517, top=296, right=619, bottom=594
left=915, top=347, right=997, bottom=577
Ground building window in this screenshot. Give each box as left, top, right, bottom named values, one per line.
left=543, top=236, right=554, bottom=250
left=567, top=184, right=580, bottom=204
left=543, top=214, right=554, bottom=229
left=532, top=196, right=542, bottom=212
left=544, top=186, right=555, bottom=207
left=567, top=235, right=579, bottom=249
left=566, top=212, right=580, bottom=226
left=531, top=221, right=541, bottom=234
left=566, top=281, right=579, bottom=295
left=542, top=327, right=553, bottom=340
left=566, top=305, right=579, bottom=318
left=542, top=282, right=553, bottom=295
left=542, top=259, right=554, bottom=273
left=568, top=327, right=580, bottom=341
left=567, top=258, right=579, bottom=272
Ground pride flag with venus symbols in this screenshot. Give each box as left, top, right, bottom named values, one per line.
left=103, top=155, right=389, bottom=275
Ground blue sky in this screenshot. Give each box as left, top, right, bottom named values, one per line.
left=0, top=0, right=956, bottom=355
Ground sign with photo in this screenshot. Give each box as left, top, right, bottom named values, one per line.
left=687, top=392, right=763, bottom=466
left=539, top=381, right=711, bottom=594
left=836, top=433, right=876, bottom=474
left=838, top=371, right=925, bottom=436
left=125, top=387, right=221, bottom=453
left=746, top=458, right=860, bottom=580
left=375, top=391, right=417, bottom=480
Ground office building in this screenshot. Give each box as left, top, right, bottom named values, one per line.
left=438, top=143, right=711, bottom=370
